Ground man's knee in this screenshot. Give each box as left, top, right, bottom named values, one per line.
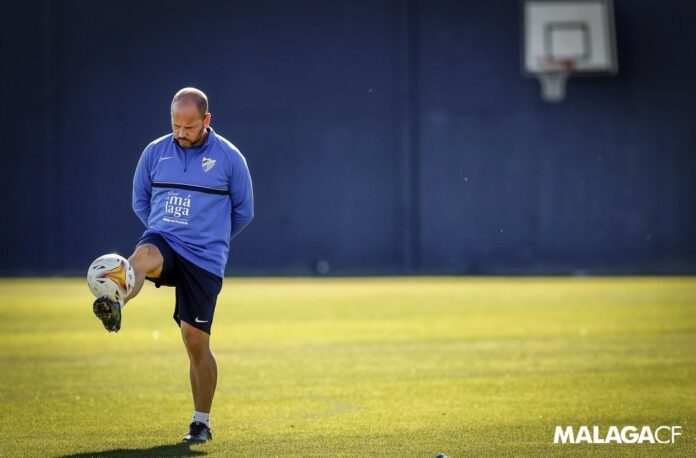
left=182, top=324, right=210, bottom=359
left=129, top=244, right=163, bottom=277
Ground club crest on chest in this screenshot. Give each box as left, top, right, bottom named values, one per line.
left=202, top=157, right=216, bottom=172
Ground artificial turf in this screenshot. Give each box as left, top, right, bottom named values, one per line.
left=0, top=277, right=694, bottom=457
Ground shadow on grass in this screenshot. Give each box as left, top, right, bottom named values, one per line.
left=59, top=442, right=207, bottom=458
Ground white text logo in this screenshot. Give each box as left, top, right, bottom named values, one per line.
left=163, top=191, right=192, bottom=225
left=554, top=425, right=682, bottom=444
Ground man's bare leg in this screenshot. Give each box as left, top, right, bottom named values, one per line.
left=181, top=321, right=216, bottom=442
left=181, top=321, right=217, bottom=412
left=124, top=243, right=164, bottom=305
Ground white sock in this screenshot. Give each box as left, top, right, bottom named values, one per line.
left=192, top=411, right=210, bottom=428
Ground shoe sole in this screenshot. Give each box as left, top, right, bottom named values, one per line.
left=93, top=299, right=118, bottom=332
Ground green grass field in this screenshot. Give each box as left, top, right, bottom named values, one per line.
left=0, top=277, right=695, bottom=457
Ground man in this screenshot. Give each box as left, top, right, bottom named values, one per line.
left=92, top=87, right=254, bottom=443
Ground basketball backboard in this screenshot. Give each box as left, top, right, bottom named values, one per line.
left=523, top=0, right=617, bottom=101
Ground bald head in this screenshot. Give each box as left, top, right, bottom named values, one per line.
left=171, top=87, right=209, bottom=118
left=170, top=87, right=211, bottom=148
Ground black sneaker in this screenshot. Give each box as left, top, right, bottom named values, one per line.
left=93, top=296, right=122, bottom=332
left=182, top=421, right=212, bottom=443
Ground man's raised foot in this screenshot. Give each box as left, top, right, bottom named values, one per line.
left=93, top=296, right=122, bottom=332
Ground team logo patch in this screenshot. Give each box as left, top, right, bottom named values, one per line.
left=202, top=157, right=216, bottom=172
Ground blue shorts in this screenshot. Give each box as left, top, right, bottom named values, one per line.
left=137, top=233, right=223, bottom=334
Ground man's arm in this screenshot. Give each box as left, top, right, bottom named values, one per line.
left=228, top=152, right=254, bottom=240
left=132, top=145, right=153, bottom=226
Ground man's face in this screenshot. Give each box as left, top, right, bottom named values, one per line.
left=171, top=102, right=211, bottom=148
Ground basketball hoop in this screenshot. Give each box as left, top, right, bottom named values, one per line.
left=536, top=58, right=575, bottom=103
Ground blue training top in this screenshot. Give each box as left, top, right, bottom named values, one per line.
left=132, top=127, right=254, bottom=277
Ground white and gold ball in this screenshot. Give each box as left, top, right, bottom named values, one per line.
left=87, top=254, right=135, bottom=302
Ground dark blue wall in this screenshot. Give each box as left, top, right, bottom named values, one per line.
left=2, top=0, right=695, bottom=275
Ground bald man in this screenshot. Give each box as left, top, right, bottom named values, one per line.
left=92, top=87, right=254, bottom=443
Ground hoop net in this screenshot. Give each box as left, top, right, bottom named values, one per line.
left=536, top=58, right=575, bottom=102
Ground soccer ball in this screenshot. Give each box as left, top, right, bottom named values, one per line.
left=87, top=254, right=135, bottom=302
